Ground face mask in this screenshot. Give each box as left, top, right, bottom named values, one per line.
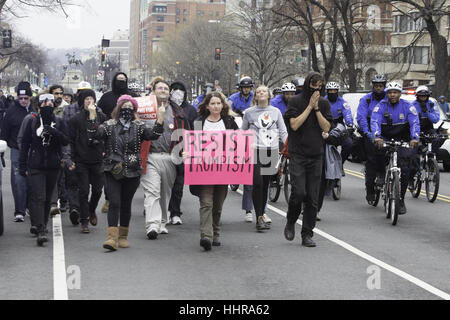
left=327, top=92, right=338, bottom=102
left=115, top=79, right=127, bottom=92
left=170, top=89, right=185, bottom=106
left=120, top=108, right=134, bottom=122
left=308, top=86, right=321, bottom=95
left=40, top=106, right=54, bottom=125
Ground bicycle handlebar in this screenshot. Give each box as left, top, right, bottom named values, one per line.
left=382, top=140, right=410, bottom=149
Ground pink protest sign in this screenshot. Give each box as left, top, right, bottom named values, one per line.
left=184, top=130, right=254, bottom=185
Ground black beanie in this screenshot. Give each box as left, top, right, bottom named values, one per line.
left=16, top=81, right=32, bottom=97
left=77, top=89, right=96, bottom=107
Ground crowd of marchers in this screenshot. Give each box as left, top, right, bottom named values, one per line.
left=0, top=69, right=448, bottom=251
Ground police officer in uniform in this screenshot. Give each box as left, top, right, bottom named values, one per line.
left=227, top=76, right=254, bottom=116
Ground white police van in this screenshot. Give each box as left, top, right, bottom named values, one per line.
left=343, top=92, right=450, bottom=171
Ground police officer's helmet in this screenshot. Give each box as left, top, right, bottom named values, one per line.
left=292, top=77, right=305, bottom=87
left=281, top=83, right=296, bottom=92
left=239, top=77, right=254, bottom=88
left=272, top=87, right=282, bottom=95
left=325, top=82, right=340, bottom=91
left=415, top=85, right=431, bottom=96
left=385, top=82, right=402, bottom=93
left=372, top=74, right=387, bottom=84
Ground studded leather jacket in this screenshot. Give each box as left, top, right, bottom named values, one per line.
left=93, top=118, right=163, bottom=178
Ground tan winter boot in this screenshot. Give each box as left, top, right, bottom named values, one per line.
left=103, top=227, right=119, bottom=251
left=118, top=226, right=130, bottom=248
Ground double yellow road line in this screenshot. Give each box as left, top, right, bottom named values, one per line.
left=344, top=168, right=450, bottom=204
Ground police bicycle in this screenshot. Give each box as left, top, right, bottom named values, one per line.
left=268, top=152, right=289, bottom=203
left=409, top=132, right=448, bottom=202
left=379, top=139, right=410, bottom=226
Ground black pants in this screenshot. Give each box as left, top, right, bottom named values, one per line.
left=252, top=148, right=277, bottom=219
left=65, top=166, right=80, bottom=211
left=317, top=158, right=327, bottom=213
left=169, top=164, right=184, bottom=218
left=50, top=168, right=68, bottom=207
left=286, top=155, right=323, bottom=238
left=364, top=137, right=386, bottom=193
left=105, top=172, right=140, bottom=227
left=76, top=163, right=104, bottom=226
left=341, top=135, right=353, bottom=164
left=29, top=169, right=59, bottom=232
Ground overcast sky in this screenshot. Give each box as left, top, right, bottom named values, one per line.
left=14, top=0, right=130, bottom=49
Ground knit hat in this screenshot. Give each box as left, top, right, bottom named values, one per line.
left=117, top=94, right=139, bottom=111
left=77, top=89, right=96, bottom=107
left=16, top=81, right=32, bottom=97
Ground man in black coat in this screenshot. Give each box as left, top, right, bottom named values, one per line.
left=167, top=80, right=198, bottom=225
left=0, top=82, right=33, bottom=222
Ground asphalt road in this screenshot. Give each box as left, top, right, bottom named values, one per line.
left=0, top=156, right=449, bottom=300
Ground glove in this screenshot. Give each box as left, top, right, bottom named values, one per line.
left=365, top=132, right=374, bottom=141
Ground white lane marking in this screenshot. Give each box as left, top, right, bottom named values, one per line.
left=236, top=189, right=450, bottom=300
left=52, top=214, right=68, bottom=300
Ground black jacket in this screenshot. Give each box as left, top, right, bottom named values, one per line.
left=95, top=118, right=164, bottom=178
left=97, top=72, right=139, bottom=119
left=0, top=101, right=32, bottom=149
left=69, top=109, right=107, bottom=165
left=284, top=72, right=333, bottom=158
left=19, top=114, right=69, bottom=172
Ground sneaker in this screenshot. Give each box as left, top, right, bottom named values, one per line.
left=14, top=214, right=24, bottom=222
left=69, top=209, right=80, bottom=226
left=399, top=199, right=407, bottom=215
left=171, top=216, right=182, bottom=225
left=302, top=235, right=316, bottom=247
left=50, top=206, right=61, bottom=216
left=200, top=238, right=212, bottom=251
left=212, top=239, right=221, bottom=246
left=159, top=226, right=169, bottom=234
left=147, top=229, right=158, bottom=240
left=262, top=213, right=272, bottom=224
left=30, top=226, right=38, bottom=236
left=245, top=211, right=253, bottom=223
left=256, top=216, right=270, bottom=231
left=366, top=191, right=376, bottom=203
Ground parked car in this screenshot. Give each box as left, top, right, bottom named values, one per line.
left=342, top=93, right=450, bottom=171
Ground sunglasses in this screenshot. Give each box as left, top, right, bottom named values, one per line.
left=18, top=97, right=30, bottom=101
left=53, top=91, right=64, bottom=95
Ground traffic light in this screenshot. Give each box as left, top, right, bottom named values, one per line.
left=235, top=59, right=239, bottom=71
left=2, top=30, right=12, bottom=49
left=101, top=50, right=106, bottom=62
left=214, top=48, right=221, bottom=60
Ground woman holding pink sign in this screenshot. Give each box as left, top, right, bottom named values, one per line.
left=193, top=92, right=239, bottom=251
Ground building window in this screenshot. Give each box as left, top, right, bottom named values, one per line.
left=209, top=11, right=213, bottom=16
left=412, top=46, right=429, bottom=64
left=183, top=17, right=187, bottom=22
left=210, top=0, right=214, bottom=2
left=152, top=5, right=167, bottom=13
left=176, top=17, right=180, bottom=23
left=157, top=25, right=164, bottom=32
left=176, top=8, right=180, bottom=15
left=157, top=16, right=164, bottom=22
left=183, top=9, right=187, bottom=14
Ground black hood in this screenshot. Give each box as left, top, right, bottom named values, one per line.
left=301, top=71, right=323, bottom=102
left=170, top=80, right=188, bottom=102
left=111, top=72, right=128, bottom=95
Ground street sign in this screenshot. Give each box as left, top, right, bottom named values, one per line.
left=97, top=70, right=105, bottom=81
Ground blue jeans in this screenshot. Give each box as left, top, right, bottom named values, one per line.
left=242, top=185, right=253, bottom=211
left=10, top=148, right=27, bottom=216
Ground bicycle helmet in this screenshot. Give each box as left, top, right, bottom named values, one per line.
left=272, top=87, right=282, bottom=95
left=372, top=74, right=387, bottom=84
left=292, top=77, right=305, bottom=87
left=325, top=82, right=340, bottom=90
left=415, top=85, right=431, bottom=96
left=281, top=83, right=296, bottom=92
left=239, top=76, right=254, bottom=88
left=385, top=81, right=402, bottom=92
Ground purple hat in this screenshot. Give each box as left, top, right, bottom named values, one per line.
left=117, top=94, right=139, bottom=110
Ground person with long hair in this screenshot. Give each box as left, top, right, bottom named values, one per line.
left=90, top=95, right=165, bottom=251
left=192, top=92, right=239, bottom=251
left=241, top=86, right=288, bottom=232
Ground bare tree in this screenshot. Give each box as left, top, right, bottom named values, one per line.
left=380, top=0, right=449, bottom=98
left=0, top=0, right=77, bottom=18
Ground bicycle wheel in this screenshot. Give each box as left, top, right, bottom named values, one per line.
left=269, top=175, right=281, bottom=202
left=229, top=184, right=239, bottom=191
left=389, top=171, right=400, bottom=226
left=408, top=171, right=422, bottom=198
left=332, top=179, right=341, bottom=200
left=284, top=172, right=291, bottom=204
left=384, top=179, right=391, bottom=219
left=425, top=158, right=440, bottom=203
